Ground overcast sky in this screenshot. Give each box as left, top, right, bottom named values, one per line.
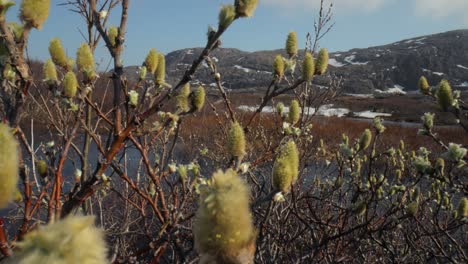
left=6, top=0, right=468, bottom=67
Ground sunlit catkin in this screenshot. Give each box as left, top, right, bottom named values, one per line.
left=20, top=0, right=50, bottom=29
left=315, top=48, right=329, bottom=75
left=143, top=48, right=159, bottom=74
left=228, top=121, right=246, bottom=160
left=288, top=99, right=301, bottom=125
left=218, top=5, right=236, bottom=30
left=177, top=83, right=191, bottom=112
left=418, top=76, right=430, bottom=94
left=36, top=160, right=47, bottom=177
left=43, top=59, right=57, bottom=85
left=457, top=197, right=467, bottom=218
left=286, top=32, right=298, bottom=58
left=234, top=0, right=258, bottom=18
left=63, top=72, right=78, bottom=98
left=76, top=43, right=95, bottom=80
left=107, top=26, right=118, bottom=46
left=49, top=38, right=69, bottom=70
left=359, top=129, right=372, bottom=151
left=436, top=79, right=453, bottom=111
left=302, top=52, right=315, bottom=81
left=155, top=52, right=166, bottom=85
left=11, top=215, right=108, bottom=264
left=273, top=55, right=284, bottom=80
left=0, top=124, right=19, bottom=208
left=191, top=86, right=206, bottom=112
left=194, top=169, right=256, bottom=262
left=272, top=140, right=299, bottom=193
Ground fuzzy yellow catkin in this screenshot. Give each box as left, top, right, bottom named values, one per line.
left=315, top=48, right=329, bottom=75
left=63, top=71, right=78, bottom=98
left=48, top=38, right=68, bottom=69
left=273, top=54, right=284, bottom=79
left=436, top=79, right=453, bottom=111
left=76, top=43, right=95, bottom=80
left=194, top=169, right=256, bottom=260
left=36, top=160, right=47, bottom=177
left=418, top=76, right=430, bottom=94
left=107, top=26, right=118, bottom=46
left=0, top=123, right=19, bottom=208
left=177, top=83, right=191, bottom=112
left=143, top=48, right=159, bottom=74
left=20, top=0, right=50, bottom=29
left=302, top=52, right=315, bottom=81
left=155, top=52, right=166, bottom=85
left=234, top=0, right=258, bottom=18
left=288, top=99, right=301, bottom=125
left=457, top=197, right=468, bottom=218
left=218, top=4, right=236, bottom=30
left=228, top=121, right=246, bottom=159
left=191, top=86, right=206, bottom=112
left=359, top=129, right=372, bottom=151
left=285, top=32, right=298, bottom=58
left=272, top=140, right=299, bottom=193
left=11, top=215, right=108, bottom=264
left=43, top=59, right=58, bottom=85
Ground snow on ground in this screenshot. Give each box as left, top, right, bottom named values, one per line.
left=237, top=104, right=350, bottom=117
left=344, top=93, right=374, bottom=98
left=212, top=57, right=219, bottom=62
left=457, top=64, right=468, bottom=70
left=405, top=37, right=426, bottom=45
left=344, top=55, right=369, bottom=65
left=458, top=82, right=468, bottom=87
left=186, top=49, right=194, bottom=55
left=354, top=111, right=392, bottom=118
left=234, top=65, right=251, bottom=73
left=329, top=58, right=345, bottom=67
left=422, top=68, right=445, bottom=76
left=334, top=53, right=342, bottom=57
left=375, top=85, right=407, bottom=95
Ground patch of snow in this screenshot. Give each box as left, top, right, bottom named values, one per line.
left=457, top=64, right=468, bottom=70
left=458, top=82, right=468, bottom=87
left=344, top=55, right=369, bottom=65
left=344, top=93, right=374, bottom=98
left=375, top=54, right=381, bottom=58
left=329, top=58, right=345, bottom=67
left=375, top=85, right=407, bottom=95
left=234, top=65, right=251, bottom=73
left=202, top=61, right=209, bottom=68
left=422, top=68, right=444, bottom=76
left=209, top=83, right=217, bottom=87
left=404, top=37, right=426, bottom=45
left=257, top=70, right=271, bottom=74
left=391, top=66, right=398, bottom=69
left=237, top=104, right=350, bottom=117
left=212, top=57, right=219, bottom=62
left=354, top=111, right=392, bottom=119
left=186, top=49, right=194, bottom=55
left=334, top=53, right=342, bottom=57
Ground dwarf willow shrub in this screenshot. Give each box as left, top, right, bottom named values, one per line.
left=0, top=0, right=467, bottom=263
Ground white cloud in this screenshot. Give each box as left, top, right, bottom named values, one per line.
left=262, top=0, right=389, bottom=13
left=413, top=0, right=468, bottom=20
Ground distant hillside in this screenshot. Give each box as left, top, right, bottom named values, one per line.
left=124, top=29, right=468, bottom=94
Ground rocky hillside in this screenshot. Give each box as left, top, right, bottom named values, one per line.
left=128, top=29, right=468, bottom=94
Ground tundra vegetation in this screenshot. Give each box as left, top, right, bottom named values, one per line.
left=0, top=0, right=466, bottom=263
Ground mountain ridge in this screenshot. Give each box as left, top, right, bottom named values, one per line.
left=126, top=29, right=468, bottom=94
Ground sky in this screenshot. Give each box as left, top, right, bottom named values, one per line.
left=5, top=0, right=468, bottom=68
